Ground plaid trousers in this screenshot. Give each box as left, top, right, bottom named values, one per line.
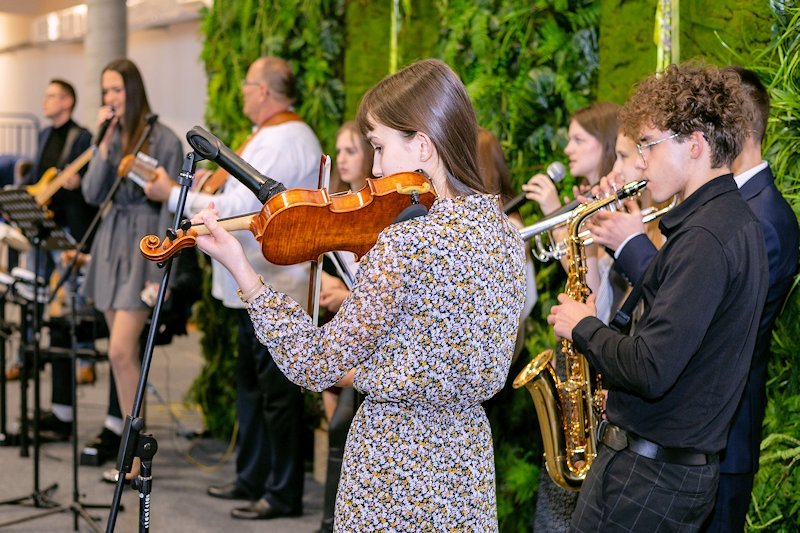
left=570, top=443, right=718, bottom=532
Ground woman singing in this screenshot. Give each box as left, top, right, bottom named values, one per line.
left=81, top=58, right=183, bottom=481
left=194, top=59, right=525, bottom=529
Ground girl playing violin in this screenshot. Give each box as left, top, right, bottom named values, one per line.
left=194, top=58, right=525, bottom=530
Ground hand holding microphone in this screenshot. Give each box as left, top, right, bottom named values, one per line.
left=511, top=161, right=567, bottom=215
left=94, top=106, right=116, bottom=156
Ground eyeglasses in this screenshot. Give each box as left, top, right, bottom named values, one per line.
left=636, top=132, right=681, bottom=163
left=241, top=79, right=261, bottom=89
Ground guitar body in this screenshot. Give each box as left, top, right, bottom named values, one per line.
left=26, top=167, right=59, bottom=203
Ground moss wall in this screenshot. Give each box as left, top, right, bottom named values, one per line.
left=343, top=0, right=390, bottom=120
left=598, top=0, right=655, bottom=103
left=680, top=0, right=773, bottom=64
left=599, top=0, right=774, bottom=104
left=343, top=0, right=440, bottom=120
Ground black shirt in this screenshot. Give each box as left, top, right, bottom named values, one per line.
left=573, top=175, right=768, bottom=454
left=38, top=119, right=72, bottom=174
left=35, top=119, right=96, bottom=242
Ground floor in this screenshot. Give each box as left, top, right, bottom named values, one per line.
left=0, top=328, right=324, bottom=532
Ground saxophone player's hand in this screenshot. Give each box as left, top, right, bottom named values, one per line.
left=548, top=293, right=596, bottom=341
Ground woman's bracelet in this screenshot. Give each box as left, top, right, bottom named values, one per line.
left=237, top=275, right=266, bottom=304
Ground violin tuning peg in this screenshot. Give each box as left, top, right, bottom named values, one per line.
left=180, top=219, right=192, bottom=232
left=165, top=228, right=178, bottom=241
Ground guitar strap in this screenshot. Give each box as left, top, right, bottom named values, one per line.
left=198, top=111, right=304, bottom=194
left=56, top=123, right=82, bottom=170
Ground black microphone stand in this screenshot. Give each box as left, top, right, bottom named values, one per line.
left=104, top=150, right=201, bottom=533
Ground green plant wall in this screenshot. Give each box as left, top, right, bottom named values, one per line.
left=746, top=4, right=800, bottom=529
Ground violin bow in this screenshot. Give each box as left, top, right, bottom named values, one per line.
left=306, top=154, right=331, bottom=324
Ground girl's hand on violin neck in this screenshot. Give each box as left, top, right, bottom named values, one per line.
left=194, top=204, right=255, bottom=286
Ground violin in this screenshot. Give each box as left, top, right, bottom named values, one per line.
left=139, top=171, right=437, bottom=265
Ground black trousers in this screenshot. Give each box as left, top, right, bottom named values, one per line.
left=234, top=309, right=304, bottom=514
left=50, top=322, right=120, bottom=418
left=571, top=443, right=718, bottom=532
left=702, top=472, right=754, bottom=533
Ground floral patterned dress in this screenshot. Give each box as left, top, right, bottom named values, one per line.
left=246, top=194, right=526, bottom=531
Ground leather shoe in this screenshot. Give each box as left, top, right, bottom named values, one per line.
left=230, top=498, right=300, bottom=520
left=206, top=481, right=251, bottom=500
left=80, top=427, right=121, bottom=466
left=34, top=411, right=72, bottom=442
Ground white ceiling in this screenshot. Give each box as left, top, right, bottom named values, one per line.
left=0, top=0, right=82, bottom=16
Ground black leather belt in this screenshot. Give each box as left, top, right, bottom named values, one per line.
left=597, top=420, right=716, bottom=466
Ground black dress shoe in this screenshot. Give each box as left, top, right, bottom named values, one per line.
left=230, top=498, right=301, bottom=520
left=206, top=481, right=251, bottom=500
left=80, top=427, right=121, bottom=466
left=35, top=411, right=72, bottom=442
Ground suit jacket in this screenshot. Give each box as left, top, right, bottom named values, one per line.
left=30, top=121, right=95, bottom=241
left=613, top=165, right=798, bottom=473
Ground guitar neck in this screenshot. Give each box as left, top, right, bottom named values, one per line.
left=33, top=147, right=95, bottom=205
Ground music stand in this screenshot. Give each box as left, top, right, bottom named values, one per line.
left=0, top=188, right=73, bottom=524
left=0, top=271, right=20, bottom=447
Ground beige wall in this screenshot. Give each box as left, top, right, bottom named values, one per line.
left=0, top=19, right=207, bottom=154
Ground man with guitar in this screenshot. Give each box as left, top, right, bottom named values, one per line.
left=145, top=56, right=322, bottom=520
left=7, top=80, right=99, bottom=442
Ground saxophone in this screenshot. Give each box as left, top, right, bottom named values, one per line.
left=513, top=180, right=647, bottom=491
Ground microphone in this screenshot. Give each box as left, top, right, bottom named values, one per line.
left=186, top=126, right=286, bottom=203
left=503, top=161, right=567, bottom=214
left=93, top=111, right=115, bottom=146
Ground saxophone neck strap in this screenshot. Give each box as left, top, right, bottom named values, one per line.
left=609, top=278, right=644, bottom=335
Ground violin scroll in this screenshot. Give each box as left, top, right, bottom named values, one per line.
left=139, top=226, right=198, bottom=263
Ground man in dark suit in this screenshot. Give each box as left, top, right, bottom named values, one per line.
left=587, top=67, right=799, bottom=532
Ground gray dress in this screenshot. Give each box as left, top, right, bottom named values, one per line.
left=81, top=122, right=183, bottom=311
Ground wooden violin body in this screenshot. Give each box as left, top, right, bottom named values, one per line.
left=140, top=171, right=437, bottom=265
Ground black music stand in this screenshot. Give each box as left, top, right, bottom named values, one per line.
left=0, top=272, right=20, bottom=447
left=0, top=188, right=74, bottom=525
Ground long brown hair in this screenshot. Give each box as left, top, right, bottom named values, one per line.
left=330, top=121, right=375, bottom=194
left=102, top=58, right=153, bottom=155
left=477, top=127, right=513, bottom=203
left=571, top=101, right=620, bottom=178
left=356, top=59, right=485, bottom=195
